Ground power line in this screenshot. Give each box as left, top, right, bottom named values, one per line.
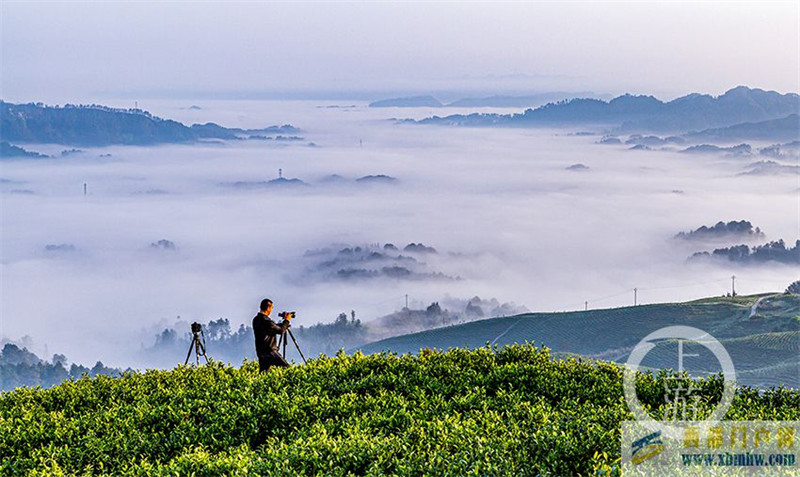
left=578, top=274, right=786, bottom=312
left=638, top=277, right=729, bottom=292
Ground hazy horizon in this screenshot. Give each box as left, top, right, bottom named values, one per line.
left=2, top=2, right=799, bottom=104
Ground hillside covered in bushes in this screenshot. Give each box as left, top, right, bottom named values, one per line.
left=2, top=345, right=799, bottom=475
left=0, top=101, right=298, bottom=146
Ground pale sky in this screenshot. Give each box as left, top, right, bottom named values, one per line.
left=2, top=1, right=799, bottom=102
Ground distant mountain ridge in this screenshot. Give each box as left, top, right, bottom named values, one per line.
left=0, top=101, right=300, bottom=146
left=414, top=86, right=800, bottom=135
left=0, top=141, right=49, bottom=158
left=370, top=92, right=601, bottom=108
left=369, top=96, right=443, bottom=107
left=685, top=114, right=800, bottom=143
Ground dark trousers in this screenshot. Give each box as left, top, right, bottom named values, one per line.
left=258, top=351, right=290, bottom=372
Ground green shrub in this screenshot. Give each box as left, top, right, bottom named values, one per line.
left=1, top=345, right=797, bottom=476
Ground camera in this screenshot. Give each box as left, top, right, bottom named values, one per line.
left=278, top=311, right=296, bottom=320
left=191, top=322, right=202, bottom=333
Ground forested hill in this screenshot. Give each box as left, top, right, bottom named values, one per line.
left=417, top=86, right=800, bottom=135
left=0, top=101, right=299, bottom=146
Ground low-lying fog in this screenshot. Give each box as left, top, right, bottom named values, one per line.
left=1, top=100, right=797, bottom=367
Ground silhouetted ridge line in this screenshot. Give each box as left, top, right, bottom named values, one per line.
left=415, top=86, right=800, bottom=134
left=0, top=101, right=300, bottom=146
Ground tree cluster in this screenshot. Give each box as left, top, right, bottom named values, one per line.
left=0, top=343, right=122, bottom=392
left=692, top=239, right=800, bottom=264
left=675, top=220, right=764, bottom=240
left=141, top=314, right=370, bottom=367
left=785, top=280, right=800, bottom=294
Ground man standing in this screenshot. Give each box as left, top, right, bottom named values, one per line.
left=252, top=298, right=291, bottom=372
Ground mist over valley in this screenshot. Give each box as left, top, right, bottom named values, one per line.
left=3, top=4, right=800, bottom=474
left=1, top=97, right=797, bottom=372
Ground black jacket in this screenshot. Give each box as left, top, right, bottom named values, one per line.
left=253, top=313, right=290, bottom=356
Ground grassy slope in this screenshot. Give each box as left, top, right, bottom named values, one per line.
left=2, top=345, right=799, bottom=476
left=356, top=294, right=800, bottom=389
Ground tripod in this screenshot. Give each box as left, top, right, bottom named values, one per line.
left=277, top=327, right=307, bottom=364
left=184, top=324, right=209, bottom=366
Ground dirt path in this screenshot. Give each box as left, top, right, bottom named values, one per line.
left=749, top=295, right=772, bottom=318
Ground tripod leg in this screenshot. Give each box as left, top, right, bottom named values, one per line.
left=287, top=329, right=307, bottom=364
left=184, top=338, right=195, bottom=365
left=198, top=341, right=209, bottom=364
left=282, top=330, right=287, bottom=360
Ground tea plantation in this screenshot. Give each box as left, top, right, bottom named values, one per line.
left=2, top=345, right=799, bottom=476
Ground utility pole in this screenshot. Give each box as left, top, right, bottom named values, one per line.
left=634, top=288, right=638, bottom=306
left=585, top=301, right=588, bottom=311
left=83, top=183, right=87, bottom=196
left=731, top=275, right=736, bottom=297
left=405, top=294, right=408, bottom=309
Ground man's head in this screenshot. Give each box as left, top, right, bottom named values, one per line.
left=260, top=298, right=273, bottom=315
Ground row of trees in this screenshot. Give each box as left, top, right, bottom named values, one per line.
left=143, top=313, right=368, bottom=367
left=675, top=220, right=764, bottom=240
left=0, top=343, right=122, bottom=392
left=16, top=101, right=158, bottom=119
left=4, top=297, right=523, bottom=389
left=695, top=239, right=800, bottom=264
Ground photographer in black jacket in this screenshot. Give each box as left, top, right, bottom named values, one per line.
left=252, top=298, right=291, bottom=372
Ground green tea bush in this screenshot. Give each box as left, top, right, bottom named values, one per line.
left=1, top=345, right=797, bottom=476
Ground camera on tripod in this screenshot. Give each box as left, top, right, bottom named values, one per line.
left=274, top=311, right=307, bottom=365
left=278, top=311, right=296, bottom=320
left=185, top=321, right=208, bottom=366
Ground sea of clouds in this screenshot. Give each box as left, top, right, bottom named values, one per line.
left=1, top=100, right=796, bottom=367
